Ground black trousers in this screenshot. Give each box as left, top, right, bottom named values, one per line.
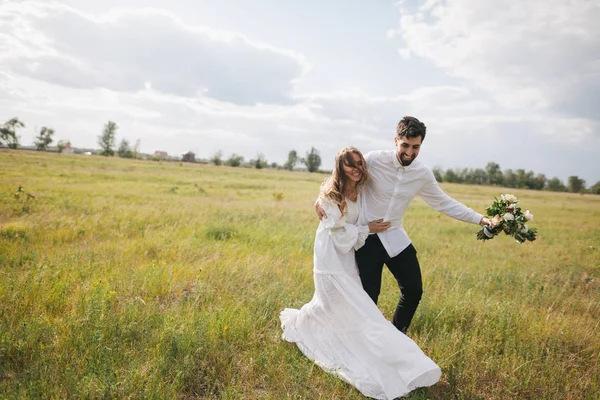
left=355, top=235, right=423, bottom=333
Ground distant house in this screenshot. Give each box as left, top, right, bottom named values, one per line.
left=63, top=141, right=74, bottom=154
left=182, top=151, right=196, bottom=163
left=154, top=151, right=168, bottom=160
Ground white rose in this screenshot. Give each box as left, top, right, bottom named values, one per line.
left=520, top=224, right=529, bottom=233
left=503, top=194, right=518, bottom=203
left=524, top=210, right=533, bottom=221
left=503, top=212, right=515, bottom=221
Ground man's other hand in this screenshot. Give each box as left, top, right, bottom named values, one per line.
left=368, top=219, right=391, bottom=233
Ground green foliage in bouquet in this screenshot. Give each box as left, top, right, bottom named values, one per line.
left=477, top=194, right=537, bottom=243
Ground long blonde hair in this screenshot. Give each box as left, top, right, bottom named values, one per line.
left=319, top=147, right=368, bottom=214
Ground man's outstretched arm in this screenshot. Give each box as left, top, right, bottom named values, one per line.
left=419, top=177, right=490, bottom=227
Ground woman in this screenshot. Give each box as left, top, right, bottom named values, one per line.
left=280, top=147, right=441, bottom=400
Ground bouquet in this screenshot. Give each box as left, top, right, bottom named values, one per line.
left=477, top=194, right=537, bottom=243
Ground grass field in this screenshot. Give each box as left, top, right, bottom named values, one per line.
left=1, top=149, right=599, bottom=399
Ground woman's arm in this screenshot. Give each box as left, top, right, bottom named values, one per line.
left=319, top=198, right=389, bottom=252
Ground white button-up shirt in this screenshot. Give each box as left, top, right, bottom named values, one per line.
left=359, top=150, right=483, bottom=258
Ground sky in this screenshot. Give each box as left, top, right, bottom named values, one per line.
left=1, top=0, right=599, bottom=185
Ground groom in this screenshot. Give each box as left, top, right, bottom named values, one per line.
left=317, top=116, right=490, bottom=333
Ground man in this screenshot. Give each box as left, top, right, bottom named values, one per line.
left=317, top=116, right=490, bottom=333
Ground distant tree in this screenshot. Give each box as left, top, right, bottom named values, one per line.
left=432, top=167, right=444, bottom=183
left=133, top=138, right=141, bottom=159
left=534, top=174, right=547, bottom=191
left=512, top=169, right=536, bottom=189
left=470, top=168, right=487, bottom=185
left=459, top=168, right=471, bottom=184
left=454, top=168, right=468, bottom=184
left=0, top=117, right=24, bottom=149
left=302, top=147, right=322, bottom=173
left=270, top=162, right=279, bottom=169
left=117, top=138, right=133, bottom=158
left=226, top=154, right=244, bottom=167
left=591, top=181, right=600, bottom=195
left=461, top=168, right=473, bottom=184
left=546, top=177, right=567, bottom=192
left=485, top=162, right=503, bottom=185
left=443, top=169, right=457, bottom=183
left=567, top=176, right=585, bottom=193
left=284, top=150, right=298, bottom=171
left=503, top=169, right=517, bottom=188
left=515, top=169, right=528, bottom=188
left=254, top=153, right=268, bottom=169
left=56, top=140, right=67, bottom=153
left=98, top=121, right=118, bottom=156
left=34, top=127, right=55, bottom=151
left=524, top=170, right=537, bottom=189
left=210, top=150, right=223, bottom=166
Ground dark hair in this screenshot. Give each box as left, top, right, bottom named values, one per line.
left=319, top=147, right=368, bottom=214
left=396, top=116, right=426, bottom=142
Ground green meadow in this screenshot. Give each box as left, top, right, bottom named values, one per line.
left=1, top=149, right=599, bottom=399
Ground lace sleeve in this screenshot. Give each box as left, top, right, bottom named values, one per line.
left=320, top=198, right=370, bottom=253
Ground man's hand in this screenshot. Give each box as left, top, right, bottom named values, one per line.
left=315, top=200, right=326, bottom=220
left=479, top=216, right=491, bottom=227
left=368, top=219, right=391, bottom=233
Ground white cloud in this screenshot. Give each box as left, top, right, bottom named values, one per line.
left=0, top=1, right=310, bottom=105
left=397, top=47, right=411, bottom=59
left=398, top=0, right=600, bottom=114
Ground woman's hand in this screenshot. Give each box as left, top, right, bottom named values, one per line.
left=368, top=219, right=391, bottom=233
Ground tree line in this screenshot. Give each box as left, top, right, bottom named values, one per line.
left=0, top=118, right=141, bottom=158
left=431, top=162, right=598, bottom=194
left=1, top=117, right=598, bottom=194
left=0, top=118, right=68, bottom=151
left=206, top=148, right=322, bottom=172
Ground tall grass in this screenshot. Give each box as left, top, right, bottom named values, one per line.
left=1, top=149, right=598, bottom=399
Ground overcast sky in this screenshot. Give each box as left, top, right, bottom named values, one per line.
left=1, top=0, right=599, bottom=185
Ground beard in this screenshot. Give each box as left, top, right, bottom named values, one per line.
left=398, top=151, right=416, bottom=166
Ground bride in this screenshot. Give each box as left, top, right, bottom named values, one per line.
left=280, top=146, right=441, bottom=399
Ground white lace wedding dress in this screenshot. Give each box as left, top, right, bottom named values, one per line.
left=280, top=197, right=441, bottom=399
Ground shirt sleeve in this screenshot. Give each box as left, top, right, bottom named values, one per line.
left=418, top=168, right=483, bottom=225
left=320, top=198, right=370, bottom=252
